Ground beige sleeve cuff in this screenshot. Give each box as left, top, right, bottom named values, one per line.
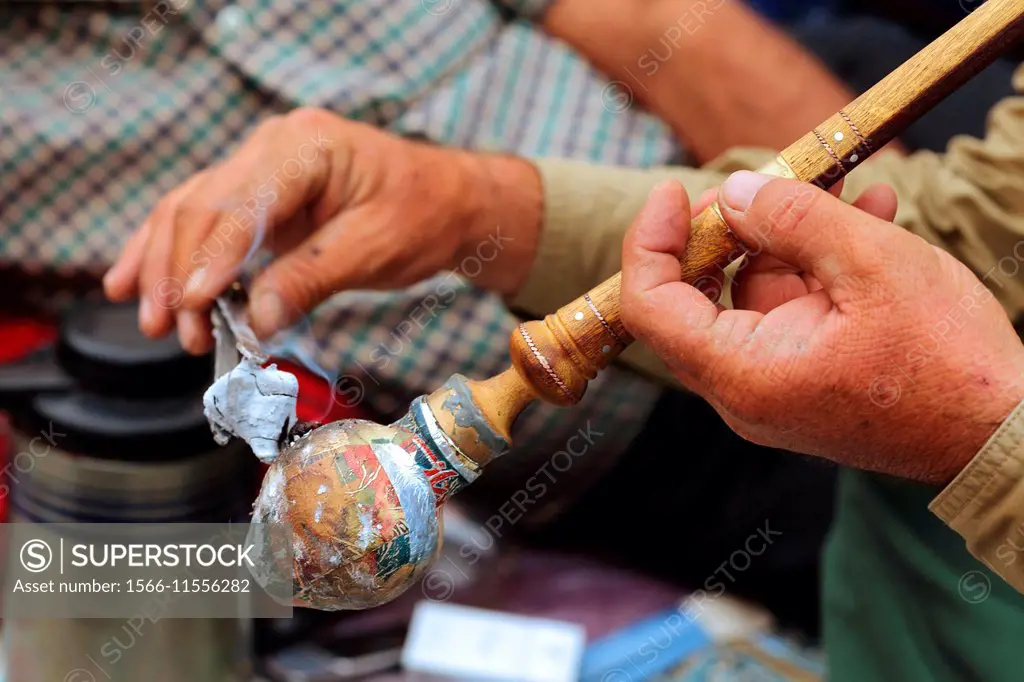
left=930, top=400, right=1024, bottom=593
left=510, top=158, right=713, bottom=317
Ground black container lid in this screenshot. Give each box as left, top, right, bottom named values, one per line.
left=16, top=390, right=217, bottom=462
left=56, top=302, right=212, bottom=398
left=0, top=301, right=220, bottom=461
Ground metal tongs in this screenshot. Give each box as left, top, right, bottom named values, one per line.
left=212, top=281, right=268, bottom=379
left=206, top=281, right=302, bottom=461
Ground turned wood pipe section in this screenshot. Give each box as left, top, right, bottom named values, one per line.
left=499, top=0, right=1024, bottom=414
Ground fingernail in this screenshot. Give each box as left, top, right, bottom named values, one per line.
left=177, top=311, right=197, bottom=353
left=102, top=265, right=119, bottom=289
left=647, top=179, right=680, bottom=200
left=184, top=267, right=207, bottom=299
left=139, top=296, right=155, bottom=332
left=103, top=264, right=128, bottom=299
left=640, top=180, right=686, bottom=228
left=253, top=291, right=287, bottom=337
left=720, top=171, right=773, bottom=213
left=177, top=310, right=206, bottom=354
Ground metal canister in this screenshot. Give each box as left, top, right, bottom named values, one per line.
left=0, top=302, right=257, bottom=682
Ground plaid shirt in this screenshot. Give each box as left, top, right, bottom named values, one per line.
left=0, top=0, right=685, bottom=520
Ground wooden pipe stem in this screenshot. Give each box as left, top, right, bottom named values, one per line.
left=450, top=0, right=1024, bottom=456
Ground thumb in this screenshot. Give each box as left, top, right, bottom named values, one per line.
left=248, top=253, right=336, bottom=338
left=247, top=205, right=394, bottom=338
left=718, top=171, right=890, bottom=295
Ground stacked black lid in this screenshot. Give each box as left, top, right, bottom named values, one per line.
left=0, top=301, right=218, bottom=461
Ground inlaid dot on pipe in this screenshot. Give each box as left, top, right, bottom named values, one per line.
left=574, top=311, right=584, bottom=321
left=602, top=345, right=611, bottom=354
left=850, top=154, right=859, bottom=163
left=834, top=132, right=844, bottom=141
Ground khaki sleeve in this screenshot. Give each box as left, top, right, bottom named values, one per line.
left=929, top=401, right=1024, bottom=594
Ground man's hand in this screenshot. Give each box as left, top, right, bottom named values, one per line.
left=103, top=108, right=542, bottom=353
left=620, top=173, right=1024, bottom=484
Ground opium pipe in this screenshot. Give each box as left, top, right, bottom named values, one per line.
left=249, top=0, right=1024, bottom=613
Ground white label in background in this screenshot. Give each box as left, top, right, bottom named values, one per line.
left=401, top=601, right=586, bottom=682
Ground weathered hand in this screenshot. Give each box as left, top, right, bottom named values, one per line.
left=620, top=173, right=1024, bottom=484
left=103, top=108, right=541, bottom=353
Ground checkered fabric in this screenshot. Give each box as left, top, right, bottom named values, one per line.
left=0, top=0, right=686, bottom=517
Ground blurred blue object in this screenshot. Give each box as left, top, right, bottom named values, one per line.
left=745, top=0, right=839, bottom=22
left=578, top=605, right=828, bottom=682
left=578, top=607, right=712, bottom=682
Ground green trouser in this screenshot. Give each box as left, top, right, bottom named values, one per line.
left=824, top=470, right=1024, bottom=680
